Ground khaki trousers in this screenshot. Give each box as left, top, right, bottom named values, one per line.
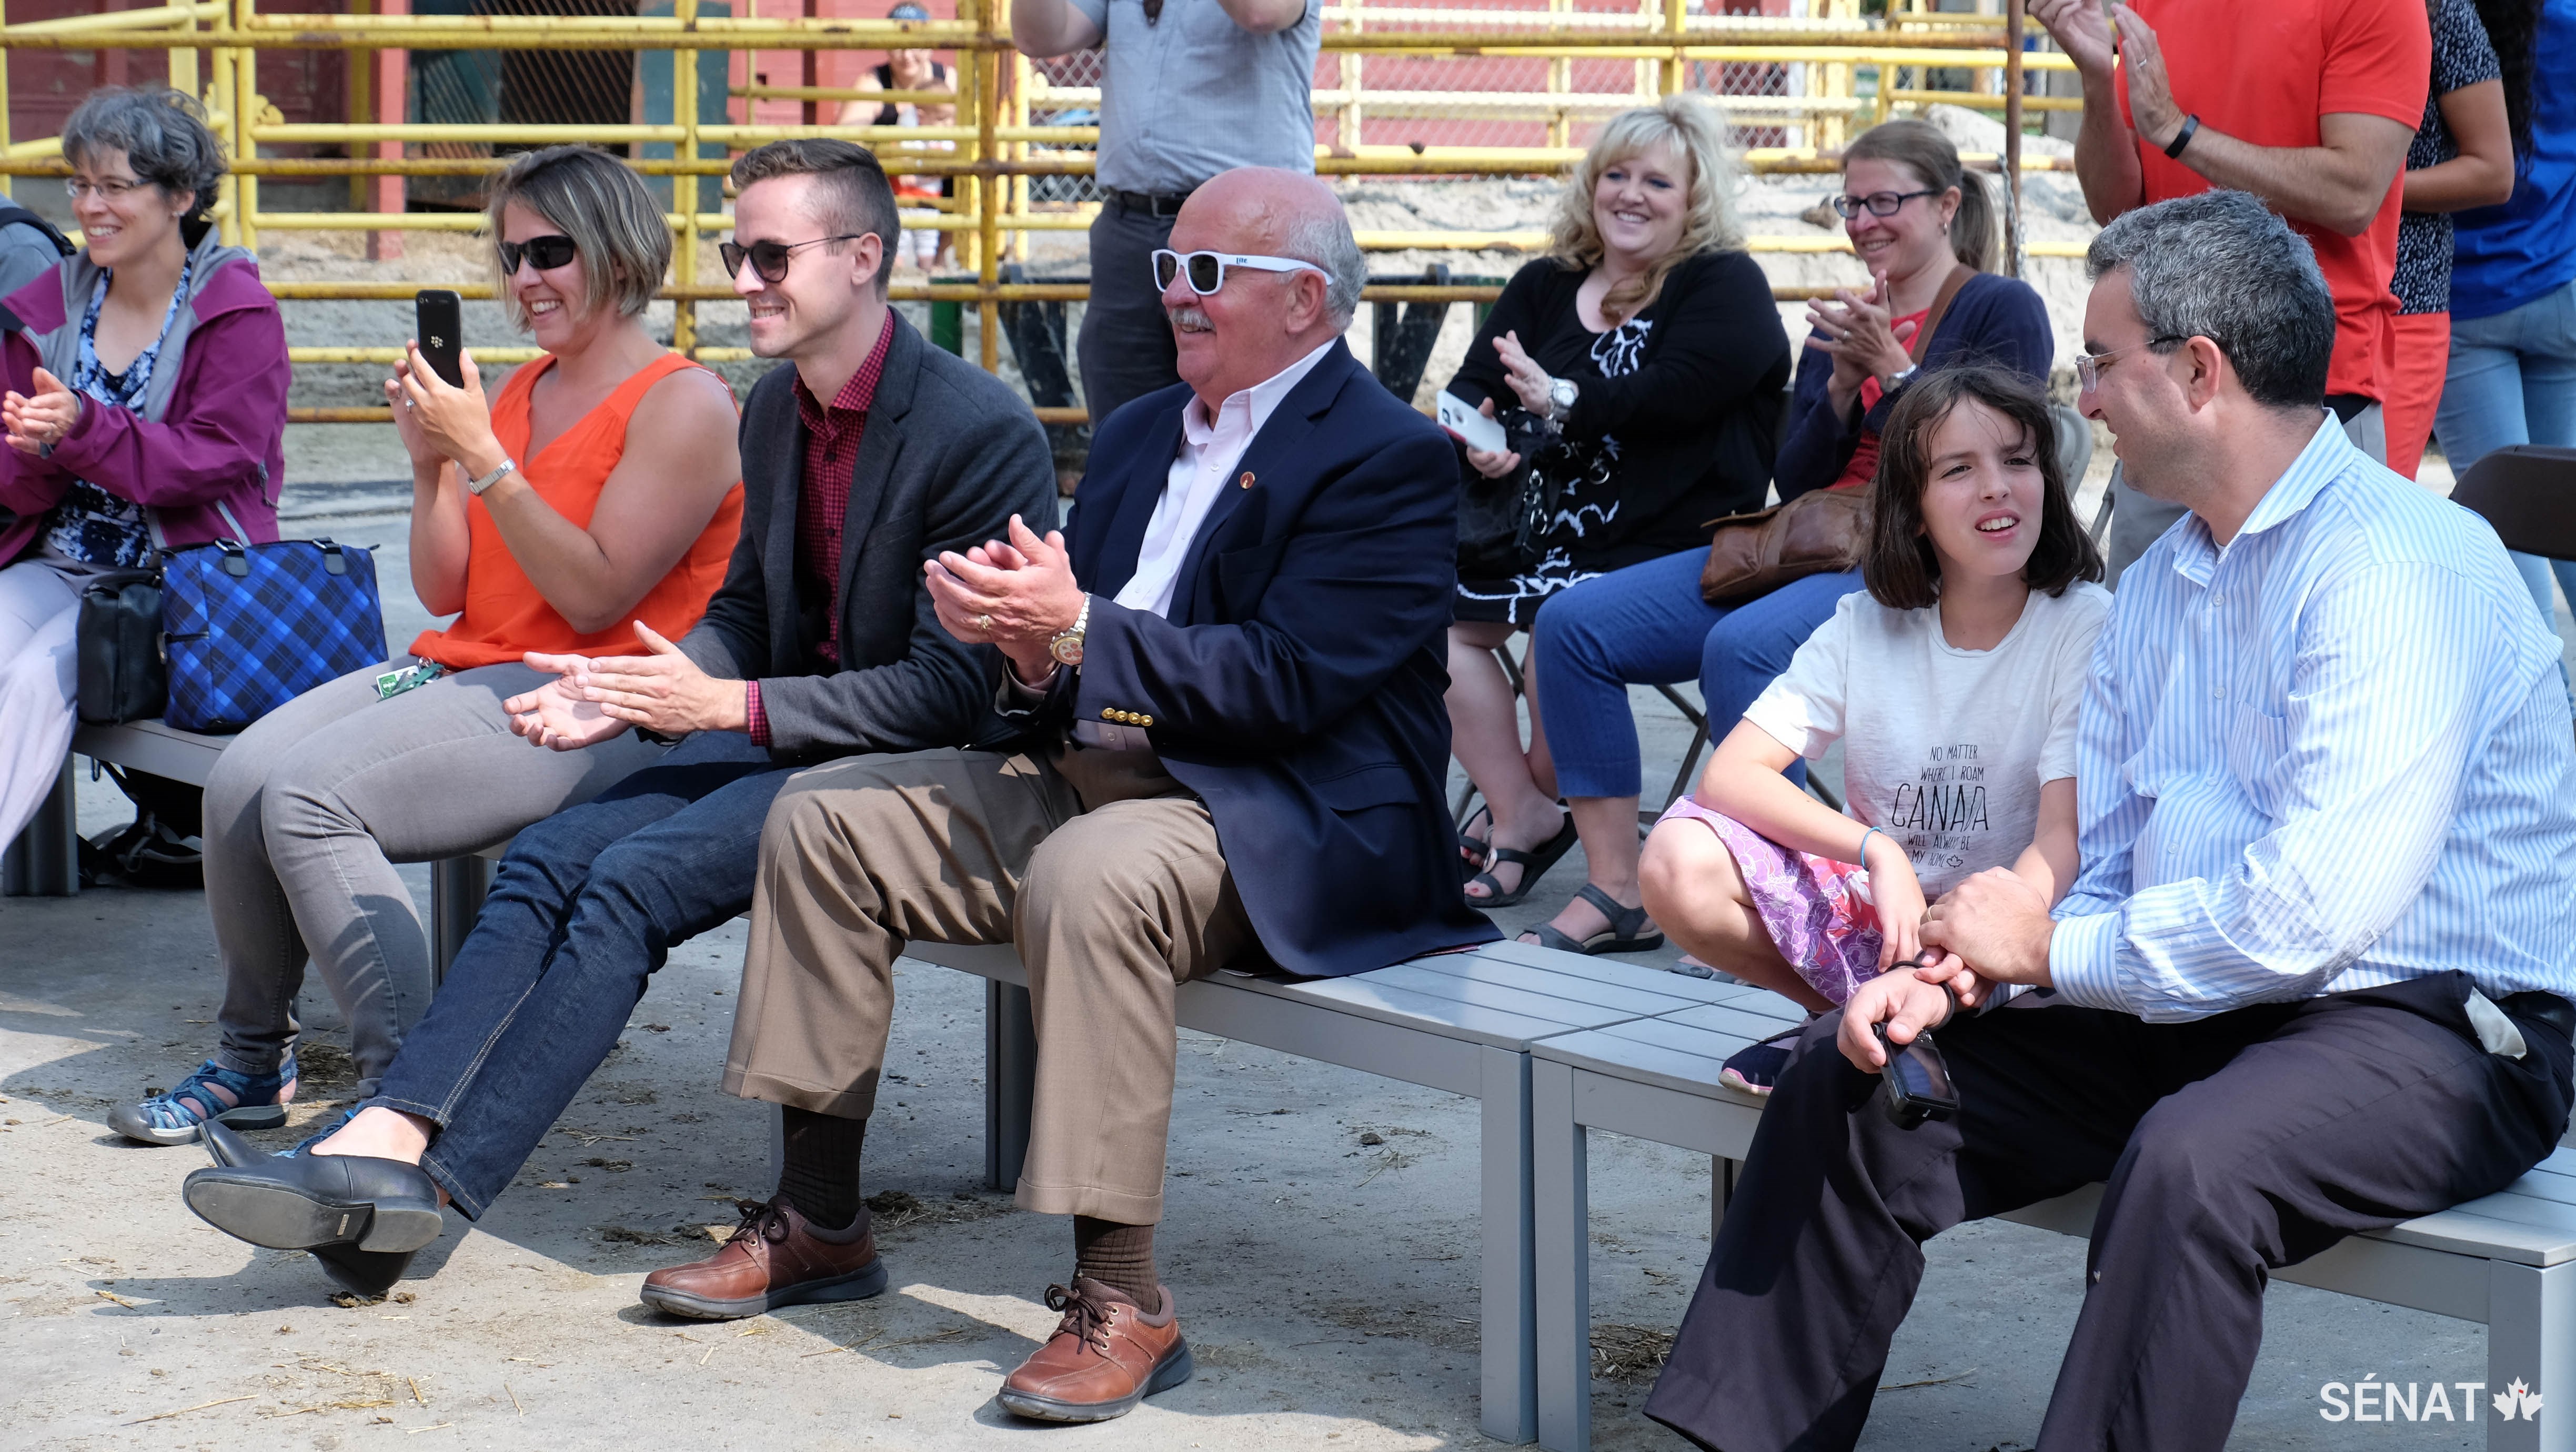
left=722, top=745, right=1259, bottom=1225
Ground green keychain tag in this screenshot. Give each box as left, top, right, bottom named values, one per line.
left=374, top=661, right=447, bottom=701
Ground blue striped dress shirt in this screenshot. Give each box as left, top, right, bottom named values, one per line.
left=2048, top=419, right=2576, bottom=1020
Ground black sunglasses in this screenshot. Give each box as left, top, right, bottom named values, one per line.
left=720, top=234, right=867, bottom=284
left=496, top=233, right=579, bottom=274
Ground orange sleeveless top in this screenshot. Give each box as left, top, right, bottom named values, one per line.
left=410, top=351, right=744, bottom=670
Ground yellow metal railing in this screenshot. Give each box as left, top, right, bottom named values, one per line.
left=0, top=0, right=2062, bottom=418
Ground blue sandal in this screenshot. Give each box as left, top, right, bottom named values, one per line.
left=1718, top=1022, right=1814, bottom=1098
left=284, top=1106, right=360, bottom=1158
left=110, top=1051, right=298, bottom=1146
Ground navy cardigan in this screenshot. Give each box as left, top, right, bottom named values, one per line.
left=1774, top=269, right=2055, bottom=501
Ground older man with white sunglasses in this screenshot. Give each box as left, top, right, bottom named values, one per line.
left=659, top=165, right=1496, bottom=1423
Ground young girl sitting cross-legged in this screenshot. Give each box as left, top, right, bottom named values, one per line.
left=1638, top=363, right=2108, bottom=1093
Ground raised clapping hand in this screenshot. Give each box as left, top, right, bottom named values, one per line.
left=1805, top=273, right=1919, bottom=401
left=2028, top=0, right=2119, bottom=80
left=924, top=513, right=1085, bottom=684
left=502, top=661, right=626, bottom=751
left=1464, top=396, right=1521, bottom=480
left=3, top=367, right=82, bottom=456
left=2105, top=6, right=2185, bottom=151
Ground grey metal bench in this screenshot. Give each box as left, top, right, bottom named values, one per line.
left=2, top=723, right=500, bottom=977
left=1529, top=996, right=2576, bottom=1452
left=899, top=936, right=1737, bottom=1445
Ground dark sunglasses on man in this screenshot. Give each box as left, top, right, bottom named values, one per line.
left=720, top=234, right=869, bottom=284
left=1150, top=248, right=1325, bottom=296
left=496, top=234, right=579, bottom=274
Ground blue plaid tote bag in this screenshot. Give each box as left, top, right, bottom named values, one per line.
left=161, top=538, right=386, bottom=733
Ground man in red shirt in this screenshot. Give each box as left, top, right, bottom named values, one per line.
left=2031, top=0, right=2428, bottom=578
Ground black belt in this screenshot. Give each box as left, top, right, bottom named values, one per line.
left=1106, top=187, right=1197, bottom=218
left=2501, top=990, right=2575, bottom=1039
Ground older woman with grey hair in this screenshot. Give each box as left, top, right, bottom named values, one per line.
left=0, top=88, right=284, bottom=858
left=112, top=145, right=744, bottom=1155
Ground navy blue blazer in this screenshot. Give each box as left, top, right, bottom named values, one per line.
left=1775, top=269, right=2055, bottom=500
left=1014, top=341, right=1501, bottom=977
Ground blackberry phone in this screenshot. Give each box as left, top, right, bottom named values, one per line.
left=415, top=290, right=465, bottom=388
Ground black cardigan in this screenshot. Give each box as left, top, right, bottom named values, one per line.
left=1444, top=248, right=1792, bottom=571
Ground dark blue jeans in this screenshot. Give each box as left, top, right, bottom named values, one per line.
left=1531, top=548, right=1862, bottom=800
left=374, top=731, right=801, bottom=1218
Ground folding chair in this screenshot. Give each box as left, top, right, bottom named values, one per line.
left=2449, top=445, right=2576, bottom=561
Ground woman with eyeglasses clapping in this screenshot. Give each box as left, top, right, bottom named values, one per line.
left=0, top=87, right=286, bottom=859
left=114, top=145, right=742, bottom=1150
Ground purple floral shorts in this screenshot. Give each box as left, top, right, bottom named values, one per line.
left=1656, top=795, right=1883, bottom=1005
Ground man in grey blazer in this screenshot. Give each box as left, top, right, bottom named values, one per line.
left=176, top=140, right=1056, bottom=1300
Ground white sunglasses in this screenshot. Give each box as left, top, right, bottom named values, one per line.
left=1151, top=248, right=1325, bottom=295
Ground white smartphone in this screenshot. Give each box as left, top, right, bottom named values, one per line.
left=1437, top=390, right=1510, bottom=454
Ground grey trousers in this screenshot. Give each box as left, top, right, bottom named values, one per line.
left=203, top=657, right=662, bottom=1097
left=2104, top=400, right=2388, bottom=585
left=1076, top=199, right=1182, bottom=431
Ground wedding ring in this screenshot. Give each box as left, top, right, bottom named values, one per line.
left=975, top=613, right=993, bottom=632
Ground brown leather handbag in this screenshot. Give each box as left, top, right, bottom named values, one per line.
left=1698, top=263, right=1973, bottom=606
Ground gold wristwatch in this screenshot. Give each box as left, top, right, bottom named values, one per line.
left=1049, top=593, right=1091, bottom=666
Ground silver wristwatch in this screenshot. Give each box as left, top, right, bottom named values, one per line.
left=465, top=457, right=518, bottom=496
left=1545, top=376, right=1580, bottom=423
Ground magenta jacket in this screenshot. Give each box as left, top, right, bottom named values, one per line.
left=0, top=229, right=288, bottom=566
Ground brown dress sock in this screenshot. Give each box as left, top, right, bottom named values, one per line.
left=1073, top=1216, right=1159, bottom=1306
left=778, top=1106, right=867, bottom=1234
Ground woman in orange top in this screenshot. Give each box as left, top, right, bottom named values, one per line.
left=116, top=146, right=742, bottom=1148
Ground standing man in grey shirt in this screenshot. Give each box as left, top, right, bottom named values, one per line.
left=1013, top=0, right=1321, bottom=429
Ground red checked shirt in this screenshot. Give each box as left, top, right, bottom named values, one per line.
left=744, top=317, right=893, bottom=747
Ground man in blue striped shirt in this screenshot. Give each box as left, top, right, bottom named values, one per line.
left=1646, top=190, right=2576, bottom=1452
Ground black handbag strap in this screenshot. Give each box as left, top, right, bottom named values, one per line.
left=1906, top=264, right=1976, bottom=368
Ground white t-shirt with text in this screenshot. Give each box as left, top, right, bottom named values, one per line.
left=1741, top=581, right=2112, bottom=899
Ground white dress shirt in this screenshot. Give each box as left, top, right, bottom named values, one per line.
left=2046, top=418, right=2576, bottom=1020
left=1014, top=340, right=1336, bottom=752
left=1113, top=340, right=1336, bottom=619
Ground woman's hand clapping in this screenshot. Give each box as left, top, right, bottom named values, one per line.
left=3, top=367, right=83, bottom=457
left=1805, top=273, right=1920, bottom=404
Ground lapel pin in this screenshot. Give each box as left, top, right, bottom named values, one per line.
left=1239, top=472, right=1255, bottom=490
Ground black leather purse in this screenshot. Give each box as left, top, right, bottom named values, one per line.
left=1455, top=408, right=1555, bottom=578
left=75, top=567, right=169, bottom=726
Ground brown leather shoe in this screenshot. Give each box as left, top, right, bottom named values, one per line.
left=637, top=1197, right=887, bottom=1320
left=996, top=1277, right=1193, bottom=1422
